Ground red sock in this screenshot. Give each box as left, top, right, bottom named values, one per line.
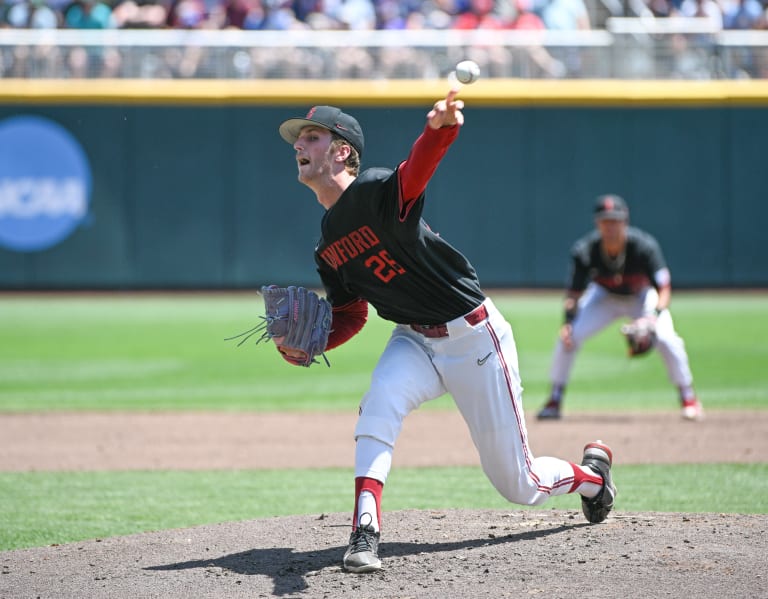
left=353, top=476, right=383, bottom=530
left=568, top=462, right=603, bottom=494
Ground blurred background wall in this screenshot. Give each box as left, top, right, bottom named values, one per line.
left=0, top=83, right=765, bottom=290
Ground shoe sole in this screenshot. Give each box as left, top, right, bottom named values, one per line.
left=537, top=410, right=561, bottom=420
left=583, top=441, right=613, bottom=465
left=581, top=441, right=616, bottom=524
left=581, top=484, right=616, bottom=524
left=682, top=407, right=705, bottom=421
left=344, top=559, right=382, bottom=573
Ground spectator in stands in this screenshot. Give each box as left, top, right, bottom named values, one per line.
left=165, top=0, right=207, bottom=27
left=720, top=0, right=766, bottom=75
left=510, top=0, right=545, bottom=28
left=111, top=0, right=168, bottom=28
left=450, top=0, right=514, bottom=78
left=452, top=0, right=507, bottom=28
left=213, top=0, right=259, bottom=28
left=376, top=1, right=438, bottom=78
left=678, top=0, right=723, bottom=28
left=259, top=0, right=310, bottom=28
left=723, top=0, right=763, bottom=28
left=4, top=0, right=61, bottom=27
left=510, top=0, right=567, bottom=77
left=64, top=0, right=115, bottom=27
left=62, top=0, right=120, bottom=77
left=641, top=0, right=676, bottom=17
left=541, top=0, right=591, bottom=29
left=374, top=0, right=406, bottom=28
left=2, top=0, right=64, bottom=77
left=537, top=0, right=590, bottom=76
left=665, top=0, right=723, bottom=78
left=336, top=0, right=376, bottom=28
left=406, top=0, right=455, bottom=28
left=291, top=0, right=319, bottom=21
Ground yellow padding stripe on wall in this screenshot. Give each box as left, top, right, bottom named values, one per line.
left=2, top=78, right=768, bottom=106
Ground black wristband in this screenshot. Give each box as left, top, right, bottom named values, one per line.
left=564, top=308, right=577, bottom=324
left=654, top=307, right=664, bottom=317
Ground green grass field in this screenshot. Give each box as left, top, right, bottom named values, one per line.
left=1, top=291, right=766, bottom=551
left=2, top=291, right=765, bottom=412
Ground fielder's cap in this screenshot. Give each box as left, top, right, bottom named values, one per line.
left=279, top=106, right=364, bottom=156
left=594, top=194, right=629, bottom=220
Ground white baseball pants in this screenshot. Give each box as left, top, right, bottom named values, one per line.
left=550, top=283, right=694, bottom=388
left=354, top=298, right=577, bottom=506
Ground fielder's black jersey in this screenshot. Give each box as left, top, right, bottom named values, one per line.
left=568, top=226, right=668, bottom=295
left=315, top=167, right=484, bottom=325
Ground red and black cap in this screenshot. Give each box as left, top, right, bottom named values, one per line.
left=279, top=106, right=364, bottom=156
left=594, top=194, right=629, bottom=221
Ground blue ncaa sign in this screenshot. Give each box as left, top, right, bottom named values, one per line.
left=0, top=115, right=92, bottom=252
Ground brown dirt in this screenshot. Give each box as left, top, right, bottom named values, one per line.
left=2, top=409, right=766, bottom=471
left=1, top=410, right=767, bottom=598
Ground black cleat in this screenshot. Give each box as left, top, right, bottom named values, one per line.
left=580, top=440, right=617, bottom=524
left=343, top=514, right=381, bottom=573
left=537, top=400, right=562, bottom=420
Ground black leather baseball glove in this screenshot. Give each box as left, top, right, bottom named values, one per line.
left=227, top=285, right=332, bottom=367
left=620, top=318, right=657, bottom=356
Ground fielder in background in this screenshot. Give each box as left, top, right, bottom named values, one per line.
left=537, top=194, right=703, bottom=422
left=277, top=94, right=616, bottom=574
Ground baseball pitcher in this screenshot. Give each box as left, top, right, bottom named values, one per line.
left=266, top=94, right=618, bottom=574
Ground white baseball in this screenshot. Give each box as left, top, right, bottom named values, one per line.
left=455, top=60, right=480, bottom=85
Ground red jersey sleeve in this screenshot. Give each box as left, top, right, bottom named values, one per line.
left=326, top=298, right=369, bottom=350
left=397, top=124, right=460, bottom=220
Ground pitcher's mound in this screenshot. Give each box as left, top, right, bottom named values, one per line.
left=2, top=509, right=765, bottom=598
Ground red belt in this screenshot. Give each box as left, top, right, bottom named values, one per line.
left=410, top=304, right=488, bottom=338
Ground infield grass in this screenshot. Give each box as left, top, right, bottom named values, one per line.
left=2, top=464, right=767, bottom=551
left=1, top=291, right=766, bottom=412
left=0, top=291, right=766, bottom=551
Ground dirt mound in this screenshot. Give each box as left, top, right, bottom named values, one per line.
left=2, top=410, right=766, bottom=597
left=2, top=509, right=766, bottom=598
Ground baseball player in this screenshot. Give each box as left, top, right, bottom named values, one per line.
left=277, top=93, right=617, bottom=574
left=537, top=194, right=702, bottom=421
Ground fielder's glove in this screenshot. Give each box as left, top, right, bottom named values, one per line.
left=620, top=317, right=657, bottom=357
left=227, top=285, right=332, bottom=367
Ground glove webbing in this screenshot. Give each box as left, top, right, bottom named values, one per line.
left=225, top=290, right=331, bottom=367
left=225, top=291, right=291, bottom=347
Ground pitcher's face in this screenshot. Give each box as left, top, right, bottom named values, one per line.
left=293, top=126, right=337, bottom=184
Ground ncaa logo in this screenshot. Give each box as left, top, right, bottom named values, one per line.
left=0, top=115, right=92, bottom=252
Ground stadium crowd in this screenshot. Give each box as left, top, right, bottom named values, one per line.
left=2, top=0, right=767, bottom=32
left=1, top=0, right=767, bottom=78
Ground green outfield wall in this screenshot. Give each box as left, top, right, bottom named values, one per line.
left=1, top=80, right=766, bottom=290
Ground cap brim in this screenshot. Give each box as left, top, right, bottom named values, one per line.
left=596, top=211, right=628, bottom=220
left=279, top=118, right=331, bottom=145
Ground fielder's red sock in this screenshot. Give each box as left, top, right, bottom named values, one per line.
left=568, top=462, right=603, bottom=498
left=353, top=476, right=383, bottom=531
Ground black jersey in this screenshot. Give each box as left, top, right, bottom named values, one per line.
left=315, top=167, right=484, bottom=325
left=568, top=226, right=668, bottom=295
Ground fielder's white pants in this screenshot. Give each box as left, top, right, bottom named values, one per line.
left=549, top=283, right=694, bottom=388
left=354, top=298, right=577, bottom=506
